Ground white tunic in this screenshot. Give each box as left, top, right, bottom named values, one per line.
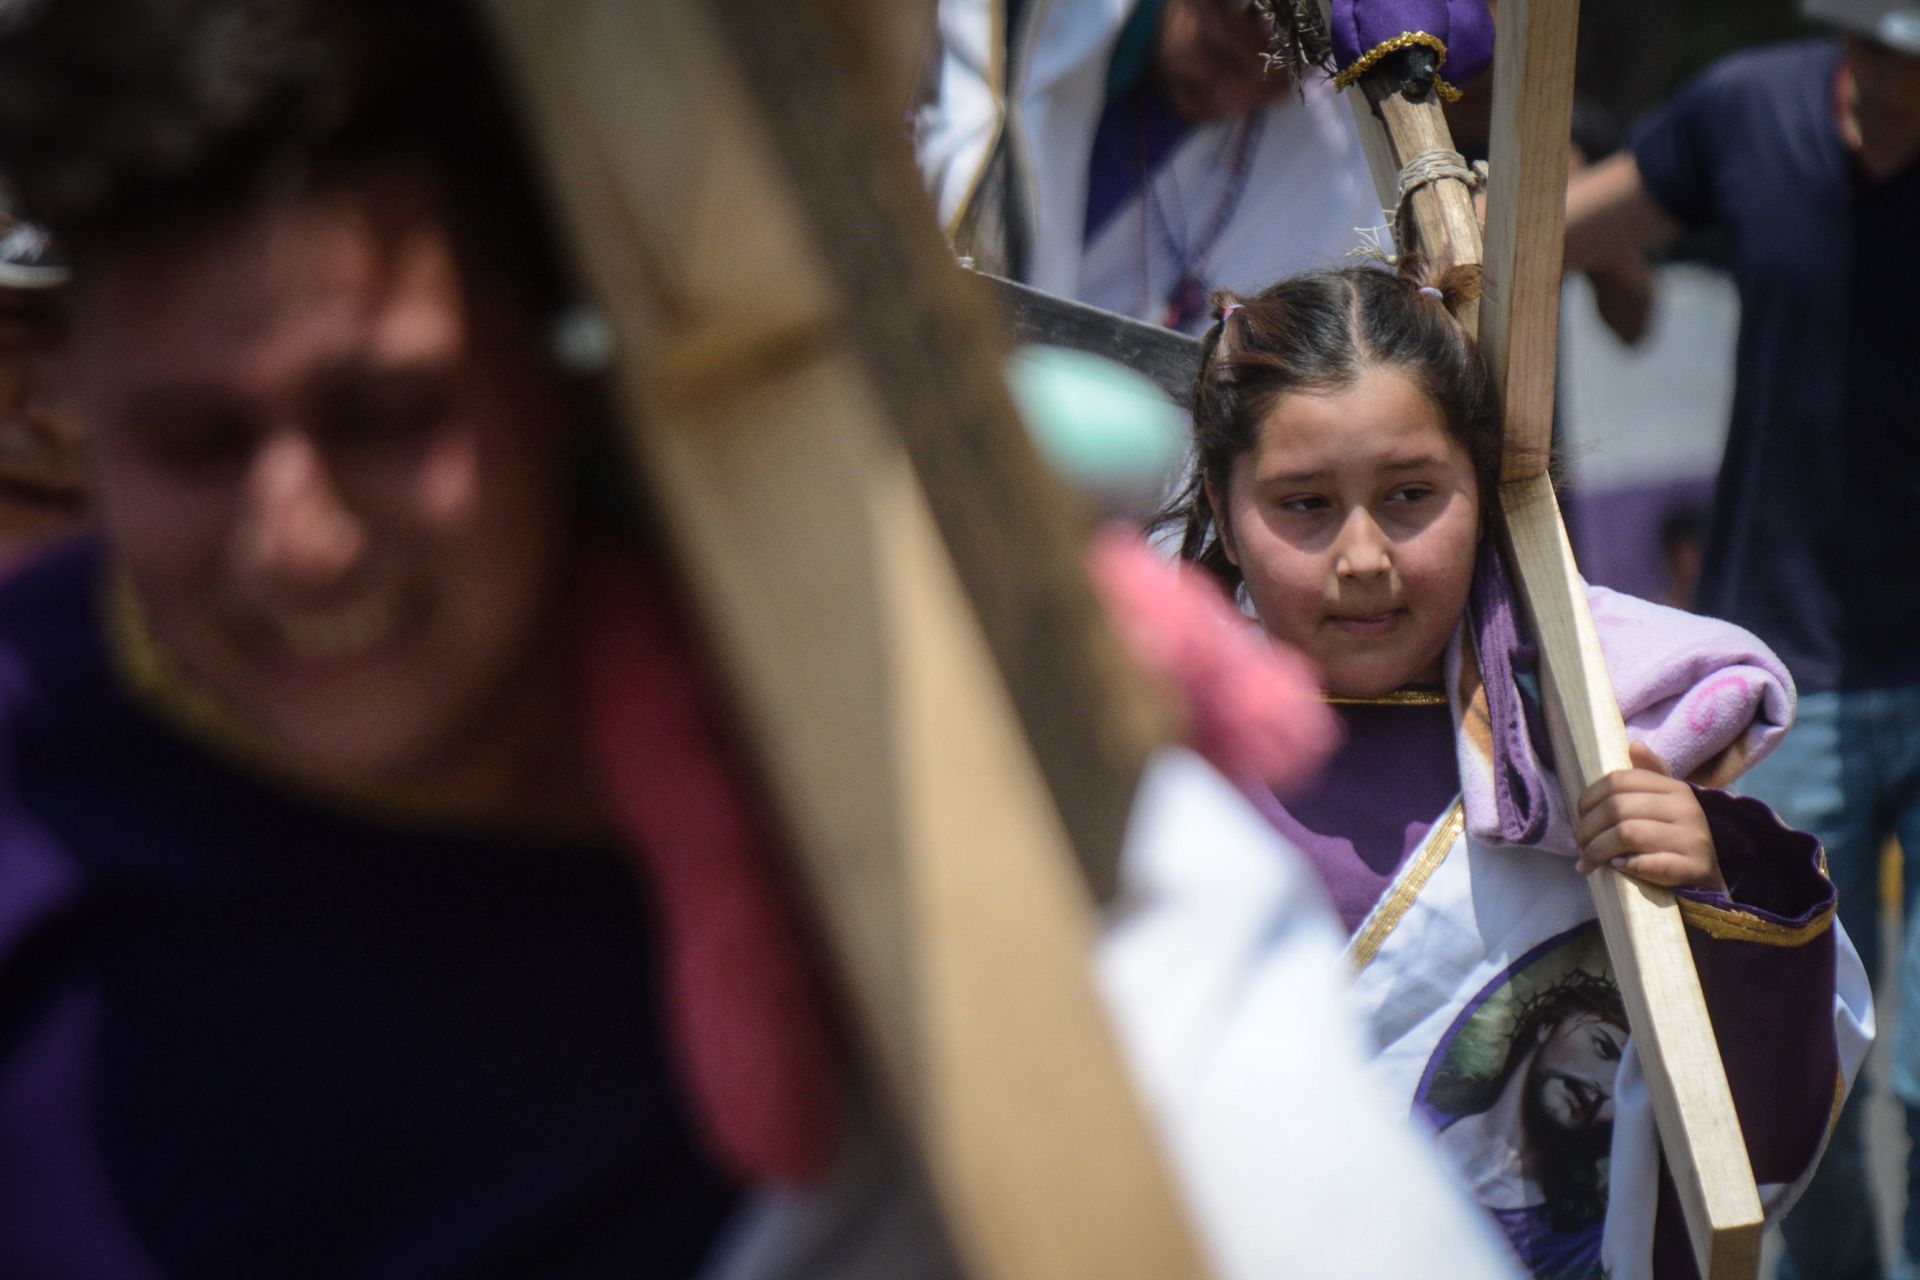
left=917, top=0, right=1385, bottom=330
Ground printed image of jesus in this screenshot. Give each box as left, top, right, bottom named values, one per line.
left=1416, top=925, right=1625, bottom=1280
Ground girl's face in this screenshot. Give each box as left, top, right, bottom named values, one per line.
left=1209, top=365, right=1481, bottom=697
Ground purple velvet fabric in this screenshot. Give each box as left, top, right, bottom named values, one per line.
left=1656, top=789, right=1841, bottom=1280
left=1681, top=789, right=1841, bottom=1181
left=1250, top=700, right=1457, bottom=933
left=0, top=541, right=741, bottom=1279
left=1328, top=0, right=1495, bottom=89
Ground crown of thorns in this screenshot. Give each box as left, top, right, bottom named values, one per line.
left=1251, top=0, right=1333, bottom=75
left=1507, top=969, right=1628, bottom=1040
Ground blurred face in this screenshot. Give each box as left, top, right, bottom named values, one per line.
left=1844, top=36, right=1920, bottom=160
left=1156, top=0, right=1294, bottom=121
left=0, top=291, right=85, bottom=548
left=1528, top=1011, right=1625, bottom=1132
left=75, top=176, right=573, bottom=794
left=1209, top=365, right=1481, bottom=697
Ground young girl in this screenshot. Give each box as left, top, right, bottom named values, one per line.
left=1159, top=261, right=1871, bottom=1280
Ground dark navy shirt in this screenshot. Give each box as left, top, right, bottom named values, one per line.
left=0, top=541, right=737, bottom=1278
left=1632, top=41, right=1920, bottom=692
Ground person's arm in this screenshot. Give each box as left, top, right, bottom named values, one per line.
left=1563, top=151, right=1681, bottom=277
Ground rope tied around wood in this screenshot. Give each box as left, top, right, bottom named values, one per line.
left=1389, top=148, right=1488, bottom=248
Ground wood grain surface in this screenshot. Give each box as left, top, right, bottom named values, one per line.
left=483, top=1, right=1206, bottom=1276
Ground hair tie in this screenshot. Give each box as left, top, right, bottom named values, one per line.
left=1221, top=303, right=1243, bottom=320
left=1417, top=286, right=1444, bottom=300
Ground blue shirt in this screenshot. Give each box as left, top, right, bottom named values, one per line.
left=0, top=540, right=737, bottom=1278
left=1632, top=41, right=1920, bottom=692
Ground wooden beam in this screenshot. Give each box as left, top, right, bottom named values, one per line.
left=1351, top=76, right=1484, bottom=333
left=1499, top=476, right=1763, bottom=1277
left=1477, top=0, right=1577, bottom=482
left=1321, top=2, right=1764, bottom=1273
left=1481, top=10, right=1761, bottom=1272
left=482, top=1, right=1206, bottom=1277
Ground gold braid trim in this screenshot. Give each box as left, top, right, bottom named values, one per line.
left=1330, top=31, right=1464, bottom=103
left=102, top=571, right=601, bottom=840
left=1322, top=687, right=1449, bottom=707
left=1349, top=798, right=1464, bottom=971
left=1676, top=897, right=1835, bottom=948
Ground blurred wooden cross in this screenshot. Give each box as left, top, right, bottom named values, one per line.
left=481, top=1, right=1210, bottom=1276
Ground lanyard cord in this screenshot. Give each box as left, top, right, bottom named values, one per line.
left=1135, top=104, right=1266, bottom=327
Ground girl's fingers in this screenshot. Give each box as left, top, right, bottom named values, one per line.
left=1577, top=765, right=1688, bottom=815
left=1575, top=751, right=1721, bottom=889
left=1627, top=740, right=1672, bottom=777
left=1585, top=850, right=1713, bottom=889
left=1576, top=819, right=1709, bottom=873
left=1577, top=823, right=1651, bottom=873
left=1572, top=791, right=1696, bottom=848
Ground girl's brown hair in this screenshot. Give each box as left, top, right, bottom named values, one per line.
left=1154, top=257, right=1506, bottom=595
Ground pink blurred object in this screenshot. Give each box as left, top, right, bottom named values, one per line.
left=576, top=554, right=839, bottom=1187
left=1088, top=526, right=1339, bottom=793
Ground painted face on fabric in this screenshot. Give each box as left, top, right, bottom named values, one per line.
left=1528, top=1011, right=1626, bottom=1132
left=1210, top=365, right=1481, bottom=698
left=75, top=176, right=574, bottom=795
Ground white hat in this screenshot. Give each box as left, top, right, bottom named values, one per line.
left=1801, top=0, right=1920, bottom=54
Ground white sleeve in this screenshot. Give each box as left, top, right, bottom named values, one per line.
left=913, top=0, right=1003, bottom=233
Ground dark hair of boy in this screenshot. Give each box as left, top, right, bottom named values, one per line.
left=0, top=0, right=569, bottom=318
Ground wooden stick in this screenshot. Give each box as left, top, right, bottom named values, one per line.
left=1348, top=76, right=1484, bottom=332
left=1478, top=0, right=1575, bottom=482
left=1321, top=2, right=1763, bottom=1273
left=1481, top=10, right=1761, bottom=1274
left=482, top=1, right=1207, bottom=1276
left=1499, top=476, right=1763, bottom=1277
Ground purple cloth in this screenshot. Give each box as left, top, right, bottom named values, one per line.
left=1682, top=790, right=1841, bottom=1177
left=1252, top=701, right=1456, bottom=933
left=1454, top=540, right=1795, bottom=860
left=1648, top=789, right=1842, bottom=1280
left=1486, top=1203, right=1605, bottom=1280
left=1327, top=0, right=1494, bottom=89
left=0, top=540, right=738, bottom=1278
left=1085, top=79, right=1195, bottom=243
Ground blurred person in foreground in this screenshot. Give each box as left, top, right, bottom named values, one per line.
left=0, top=2, right=852, bottom=1274
left=0, top=213, right=85, bottom=565
left=0, top=2, right=1534, bottom=1278
left=1564, top=3, right=1920, bottom=1277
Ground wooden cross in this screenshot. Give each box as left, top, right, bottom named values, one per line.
left=1325, top=2, right=1765, bottom=1274
left=481, top=1, right=1208, bottom=1275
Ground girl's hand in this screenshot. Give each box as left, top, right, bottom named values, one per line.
left=1573, top=741, right=1726, bottom=893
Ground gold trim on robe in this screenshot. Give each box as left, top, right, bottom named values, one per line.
left=1348, top=796, right=1465, bottom=971
left=1675, top=896, right=1836, bottom=948
left=1322, top=687, right=1450, bottom=707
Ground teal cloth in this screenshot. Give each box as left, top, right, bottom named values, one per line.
left=1005, top=343, right=1186, bottom=518
left=1104, top=0, right=1164, bottom=101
